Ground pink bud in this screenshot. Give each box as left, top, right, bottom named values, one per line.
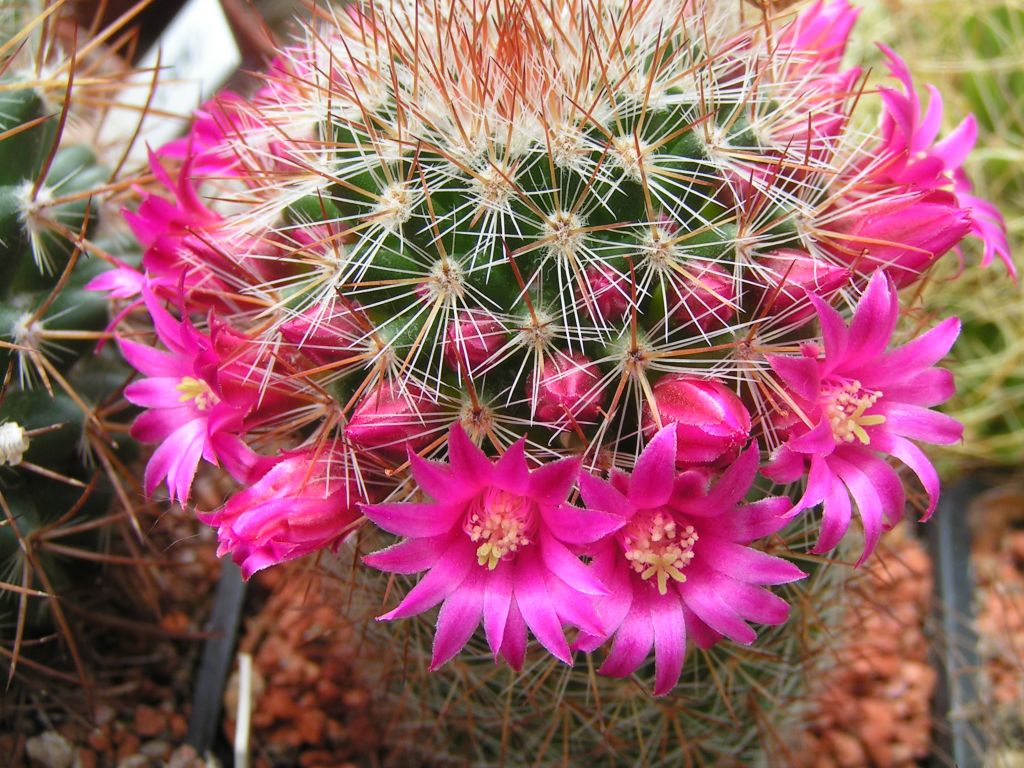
left=280, top=302, right=367, bottom=366
left=345, top=381, right=443, bottom=457
left=584, top=264, right=630, bottom=322
left=443, top=310, right=507, bottom=371
left=529, top=353, right=605, bottom=428
left=757, top=250, right=850, bottom=322
left=669, top=263, right=736, bottom=332
left=642, top=375, right=751, bottom=466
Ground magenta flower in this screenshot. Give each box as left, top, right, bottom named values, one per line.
left=198, top=441, right=364, bottom=579
left=120, top=290, right=257, bottom=503
left=871, top=46, right=1012, bottom=276
left=576, top=425, right=804, bottom=696
left=763, top=271, right=962, bottom=562
left=362, top=425, right=624, bottom=670
left=777, top=0, right=860, bottom=77
left=824, top=190, right=972, bottom=287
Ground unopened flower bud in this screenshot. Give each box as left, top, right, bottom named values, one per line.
left=669, top=263, right=736, bottom=332
left=345, top=381, right=442, bottom=457
left=443, top=310, right=506, bottom=371
left=529, top=353, right=605, bottom=428
left=642, top=375, right=751, bottom=466
left=280, top=302, right=367, bottom=366
left=584, top=264, right=630, bottom=322
left=757, top=250, right=850, bottom=322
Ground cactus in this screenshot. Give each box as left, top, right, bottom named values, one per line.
left=0, top=1, right=143, bottom=699
left=106, top=0, right=1007, bottom=761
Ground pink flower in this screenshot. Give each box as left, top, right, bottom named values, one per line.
left=822, top=190, right=971, bottom=287
left=867, top=46, right=1012, bottom=276
left=777, top=0, right=860, bottom=78
left=763, top=271, right=962, bottom=562
left=641, top=375, right=751, bottom=467
left=362, top=425, right=624, bottom=670
left=157, top=92, right=249, bottom=176
left=120, top=290, right=258, bottom=503
left=576, top=426, right=804, bottom=696
left=125, top=153, right=275, bottom=309
left=198, top=442, right=364, bottom=579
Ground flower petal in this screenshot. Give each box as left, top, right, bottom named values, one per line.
left=379, top=537, right=476, bottom=620
left=628, top=424, right=677, bottom=507
left=483, top=562, right=513, bottom=659
left=539, top=530, right=608, bottom=596
left=363, top=533, right=449, bottom=574
left=513, top=549, right=572, bottom=664
left=598, top=597, right=653, bottom=679
left=431, top=572, right=485, bottom=670
left=362, top=501, right=463, bottom=538
left=650, top=591, right=687, bottom=697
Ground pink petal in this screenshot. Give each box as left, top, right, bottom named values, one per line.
left=871, top=317, right=960, bottom=382
left=813, top=464, right=853, bottom=555
left=791, top=452, right=832, bottom=516
left=144, top=419, right=205, bottom=502
left=881, top=369, right=955, bottom=407
left=698, top=536, right=806, bottom=585
left=483, top=562, right=513, bottom=659
left=527, top=456, right=581, bottom=504
left=512, top=549, right=572, bottom=664
left=650, top=592, right=687, bottom=696
left=119, top=338, right=185, bottom=378
left=678, top=561, right=757, bottom=645
left=431, top=572, right=485, bottom=670
left=785, top=419, right=837, bottom=456
left=379, top=537, right=476, bottom=620
left=447, top=423, right=494, bottom=481
left=543, top=502, right=625, bottom=546
left=545, top=571, right=605, bottom=637
left=845, top=272, right=899, bottom=365
left=493, top=438, right=530, bottom=494
left=125, top=378, right=191, bottom=409
left=539, top=530, right=608, bottom=596
left=629, top=424, right=677, bottom=508
left=574, top=546, right=634, bottom=653
left=362, top=500, right=462, bottom=538
left=766, top=355, right=821, bottom=402
left=409, top=453, right=464, bottom=502
left=714, top=497, right=794, bottom=542
left=363, top=534, right=450, bottom=574
left=874, top=432, right=942, bottom=521
left=810, top=294, right=849, bottom=363
left=578, top=473, right=631, bottom=517
left=499, top=597, right=528, bottom=671
left=830, top=452, right=885, bottom=564
left=880, top=403, right=963, bottom=445
left=686, top=443, right=759, bottom=515
left=599, top=596, right=653, bottom=679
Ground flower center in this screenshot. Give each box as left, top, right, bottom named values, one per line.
left=822, top=379, right=885, bottom=445
left=622, top=510, right=698, bottom=595
left=464, top=488, right=535, bottom=570
left=177, top=376, right=219, bottom=411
